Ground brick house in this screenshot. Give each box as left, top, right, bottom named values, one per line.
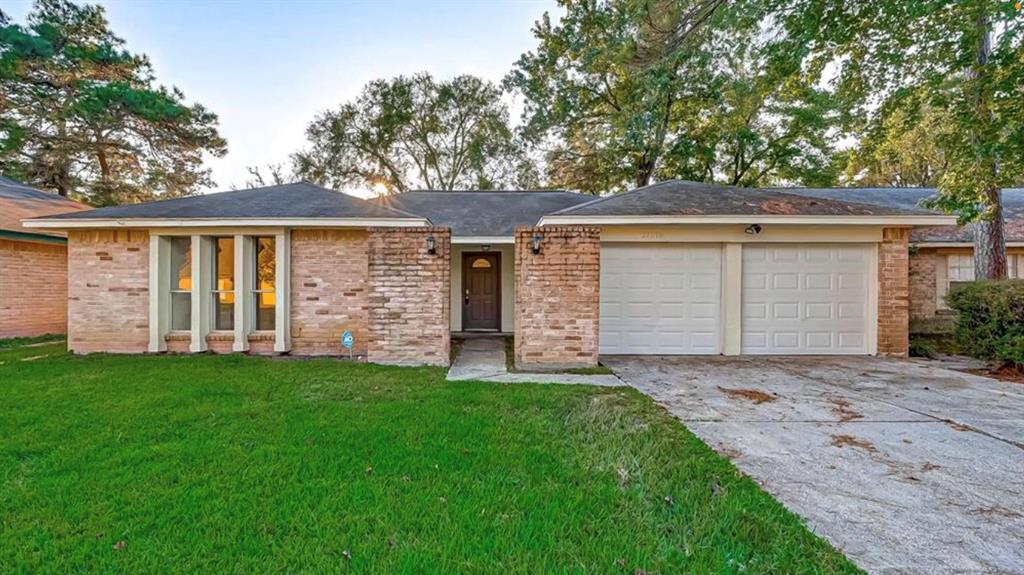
left=784, top=187, right=1024, bottom=335
left=24, top=180, right=954, bottom=366
left=0, top=177, right=90, bottom=338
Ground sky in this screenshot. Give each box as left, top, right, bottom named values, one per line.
left=4, top=0, right=559, bottom=197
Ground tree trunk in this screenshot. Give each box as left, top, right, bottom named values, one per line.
left=971, top=11, right=1006, bottom=279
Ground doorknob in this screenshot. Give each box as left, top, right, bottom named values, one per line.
left=464, top=289, right=469, bottom=304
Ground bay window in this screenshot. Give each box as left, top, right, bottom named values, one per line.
left=254, top=237, right=276, bottom=330
left=212, top=237, right=235, bottom=330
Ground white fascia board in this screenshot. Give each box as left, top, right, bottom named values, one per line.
left=451, top=236, right=515, bottom=245
left=537, top=214, right=959, bottom=226
left=21, top=217, right=430, bottom=229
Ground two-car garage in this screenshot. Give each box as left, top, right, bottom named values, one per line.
left=599, top=243, right=874, bottom=356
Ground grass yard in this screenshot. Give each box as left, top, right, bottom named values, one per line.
left=0, top=343, right=859, bottom=574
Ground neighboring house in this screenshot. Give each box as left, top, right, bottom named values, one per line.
left=23, top=180, right=954, bottom=367
left=783, top=187, right=1024, bottom=334
left=0, top=177, right=91, bottom=338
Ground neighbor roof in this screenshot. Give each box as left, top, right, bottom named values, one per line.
left=781, top=187, right=1024, bottom=243
left=378, top=190, right=595, bottom=237
left=549, top=180, right=933, bottom=218
left=26, top=181, right=425, bottom=224
left=0, top=176, right=90, bottom=238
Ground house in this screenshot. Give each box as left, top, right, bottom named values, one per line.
left=22, top=180, right=955, bottom=367
left=782, top=187, right=1024, bottom=335
left=0, top=177, right=91, bottom=338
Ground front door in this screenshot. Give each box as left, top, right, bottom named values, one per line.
left=463, top=253, right=500, bottom=331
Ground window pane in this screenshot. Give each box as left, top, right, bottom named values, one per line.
left=215, top=293, right=234, bottom=330
left=171, top=292, right=191, bottom=331
left=215, top=237, right=235, bottom=291
left=256, top=294, right=275, bottom=330
left=170, top=237, right=191, bottom=291
left=256, top=237, right=275, bottom=291
left=1010, top=255, right=1018, bottom=279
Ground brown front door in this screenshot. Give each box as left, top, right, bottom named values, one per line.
left=462, top=253, right=500, bottom=331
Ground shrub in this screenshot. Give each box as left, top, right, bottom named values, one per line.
left=908, top=337, right=937, bottom=359
left=946, top=280, right=1024, bottom=366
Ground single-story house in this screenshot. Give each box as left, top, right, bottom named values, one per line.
left=23, top=179, right=955, bottom=367
left=782, top=187, right=1024, bottom=334
left=0, top=176, right=91, bottom=338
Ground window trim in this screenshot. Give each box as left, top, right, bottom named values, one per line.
left=211, top=236, right=236, bottom=331
left=252, top=236, right=276, bottom=332
left=168, top=236, right=192, bottom=332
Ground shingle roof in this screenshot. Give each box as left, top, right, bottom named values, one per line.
left=780, top=187, right=1024, bottom=243
left=32, top=181, right=423, bottom=222
left=550, top=180, right=931, bottom=217
left=378, top=190, right=595, bottom=237
left=0, top=177, right=90, bottom=237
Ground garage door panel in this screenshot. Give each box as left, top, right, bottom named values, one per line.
left=743, top=244, right=870, bottom=355
left=600, top=244, right=722, bottom=355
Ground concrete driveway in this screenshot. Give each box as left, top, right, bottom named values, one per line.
left=605, top=355, right=1024, bottom=575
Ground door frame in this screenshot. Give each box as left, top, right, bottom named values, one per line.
left=461, top=251, right=501, bottom=332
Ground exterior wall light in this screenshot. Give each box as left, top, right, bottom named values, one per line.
left=531, top=233, right=542, bottom=254
left=426, top=234, right=437, bottom=255
left=744, top=224, right=762, bottom=235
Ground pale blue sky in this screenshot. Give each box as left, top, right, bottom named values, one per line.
left=5, top=0, right=559, bottom=195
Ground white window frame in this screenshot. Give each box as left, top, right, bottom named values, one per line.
left=252, top=236, right=277, bottom=332
left=168, top=236, right=192, bottom=332
left=211, top=236, right=236, bottom=332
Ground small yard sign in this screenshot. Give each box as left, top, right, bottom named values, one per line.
left=341, top=331, right=354, bottom=349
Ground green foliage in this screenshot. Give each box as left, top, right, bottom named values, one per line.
left=946, top=280, right=1024, bottom=365
left=908, top=337, right=938, bottom=359
left=0, top=0, right=226, bottom=205
left=293, top=73, right=537, bottom=194
left=0, top=346, right=860, bottom=573
left=505, top=0, right=840, bottom=194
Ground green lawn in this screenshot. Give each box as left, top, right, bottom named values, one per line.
left=0, top=343, right=859, bottom=574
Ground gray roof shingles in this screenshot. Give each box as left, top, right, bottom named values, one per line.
left=378, top=190, right=595, bottom=237
left=32, top=181, right=423, bottom=221
left=551, top=180, right=931, bottom=218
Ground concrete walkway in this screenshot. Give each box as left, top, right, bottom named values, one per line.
left=446, top=337, right=622, bottom=386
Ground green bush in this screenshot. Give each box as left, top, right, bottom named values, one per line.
left=908, top=337, right=937, bottom=358
left=946, top=280, right=1024, bottom=365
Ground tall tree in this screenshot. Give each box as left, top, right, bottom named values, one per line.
left=293, top=73, right=537, bottom=194
left=504, top=0, right=839, bottom=194
left=761, top=0, right=1024, bottom=279
left=0, top=0, right=226, bottom=205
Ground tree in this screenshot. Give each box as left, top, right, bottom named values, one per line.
left=761, top=0, right=1024, bottom=278
left=238, top=164, right=290, bottom=189
left=504, top=0, right=840, bottom=194
left=293, top=73, right=537, bottom=194
left=0, top=0, right=226, bottom=205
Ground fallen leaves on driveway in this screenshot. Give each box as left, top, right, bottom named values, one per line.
left=830, top=434, right=878, bottom=453
left=716, top=386, right=777, bottom=404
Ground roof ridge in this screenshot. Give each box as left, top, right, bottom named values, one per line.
left=405, top=189, right=574, bottom=194
left=548, top=179, right=686, bottom=216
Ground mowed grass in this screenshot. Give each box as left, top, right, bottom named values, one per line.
left=0, top=344, right=860, bottom=574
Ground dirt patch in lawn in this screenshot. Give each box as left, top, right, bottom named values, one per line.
left=717, top=386, right=777, bottom=404
left=830, top=434, right=878, bottom=453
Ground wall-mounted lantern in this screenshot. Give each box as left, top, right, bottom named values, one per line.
left=531, top=233, right=542, bottom=254
left=744, top=224, right=763, bottom=235
left=426, top=234, right=437, bottom=255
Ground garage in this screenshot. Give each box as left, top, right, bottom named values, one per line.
left=599, top=244, right=722, bottom=354
left=741, top=244, right=872, bottom=354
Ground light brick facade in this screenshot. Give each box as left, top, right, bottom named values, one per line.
left=513, top=226, right=600, bottom=370
left=0, top=239, right=68, bottom=338
left=290, top=229, right=370, bottom=356
left=878, top=227, right=910, bottom=356
left=366, top=227, right=450, bottom=366
left=67, top=230, right=150, bottom=353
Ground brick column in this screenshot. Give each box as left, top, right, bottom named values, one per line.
left=878, top=227, right=910, bottom=356
left=367, top=227, right=451, bottom=366
left=514, top=226, right=600, bottom=370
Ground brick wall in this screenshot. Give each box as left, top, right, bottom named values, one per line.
left=0, top=239, right=68, bottom=338
left=909, top=248, right=939, bottom=321
left=878, top=227, right=910, bottom=356
left=67, top=230, right=149, bottom=353
left=514, top=226, right=600, bottom=370
left=367, top=227, right=450, bottom=366
left=290, top=229, right=370, bottom=355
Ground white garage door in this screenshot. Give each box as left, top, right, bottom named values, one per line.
left=600, top=244, right=721, bottom=354
left=742, top=244, right=871, bottom=354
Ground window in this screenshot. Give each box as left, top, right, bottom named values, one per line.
left=1010, top=255, right=1019, bottom=279
left=212, top=237, right=235, bottom=330
left=253, top=237, right=276, bottom=330
left=947, top=254, right=975, bottom=283
left=471, top=257, right=492, bottom=269
left=169, top=237, right=191, bottom=331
